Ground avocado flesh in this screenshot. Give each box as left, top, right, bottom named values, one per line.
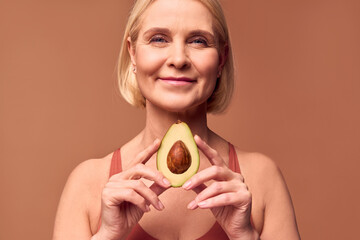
left=157, top=121, right=200, bottom=187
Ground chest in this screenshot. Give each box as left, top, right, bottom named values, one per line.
left=137, top=158, right=265, bottom=238
left=138, top=186, right=218, bottom=240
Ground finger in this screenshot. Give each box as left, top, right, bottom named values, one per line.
left=196, top=191, right=252, bottom=209
left=103, top=187, right=150, bottom=213
left=115, top=180, right=165, bottom=211
left=113, top=164, right=171, bottom=188
left=188, top=181, right=242, bottom=210
left=194, top=135, right=224, bottom=166
left=195, top=181, right=238, bottom=204
left=130, top=139, right=161, bottom=167
left=182, top=165, right=232, bottom=190
left=187, top=183, right=206, bottom=210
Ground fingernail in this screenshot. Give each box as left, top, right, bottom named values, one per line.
left=158, top=201, right=164, bottom=210
left=145, top=205, right=150, bottom=212
left=163, top=178, right=171, bottom=187
left=198, top=201, right=207, bottom=207
left=187, top=200, right=197, bottom=210
left=194, top=135, right=200, bottom=141
left=182, top=181, right=191, bottom=189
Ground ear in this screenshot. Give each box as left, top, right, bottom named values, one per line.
left=127, top=37, right=136, bottom=67
left=217, top=44, right=229, bottom=77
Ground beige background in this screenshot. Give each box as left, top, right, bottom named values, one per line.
left=1, top=0, right=359, bottom=239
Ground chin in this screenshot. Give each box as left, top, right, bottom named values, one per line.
left=150, top=99, right=206, bottom=114
left=161, top=104, right=193, bottom=113
left=143, top=89, right=210, bottom=113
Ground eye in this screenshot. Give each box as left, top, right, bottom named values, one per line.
left=189, top=37, right=208, bottom=47
left=149, top=35, right=168, bottom=44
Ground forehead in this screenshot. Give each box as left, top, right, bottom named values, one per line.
left=139, top=0, right=214, bottom=34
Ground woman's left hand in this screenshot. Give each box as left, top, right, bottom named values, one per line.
left=182, top=135, right=259, bottom=240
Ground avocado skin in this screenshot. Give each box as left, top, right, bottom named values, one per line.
left=157, top=121, right=200, bottom=187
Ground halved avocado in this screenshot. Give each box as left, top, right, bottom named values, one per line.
left=157, top=121, right=200, bottom=187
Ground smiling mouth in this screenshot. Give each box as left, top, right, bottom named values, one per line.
left=159, top=77, right=196, bottom=85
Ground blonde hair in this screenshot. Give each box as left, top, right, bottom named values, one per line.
left=117, top=0, right=234, bottom=114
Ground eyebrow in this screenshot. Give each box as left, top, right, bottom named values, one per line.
left=142, top=27, right=215, bottom=42
left=143, top=27, right=171, bottom=37
left=188, top=30, right=216, bottom=43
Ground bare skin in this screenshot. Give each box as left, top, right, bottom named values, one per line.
left=53, top=119, right=299, bottom=239
left=53, top=0, right=300, bottom=239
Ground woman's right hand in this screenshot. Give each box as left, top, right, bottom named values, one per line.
left=94, top=139, right=171, bottom=240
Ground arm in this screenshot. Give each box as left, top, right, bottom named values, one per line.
left=183, top=136, right=259, bottom=240
left=53, top=159, right=100, bottom=240
left=254, top=154, right=300, bottom=240
left=53, top=139, right=171, bottom=240
left=183, top=136, right=299, bottom=240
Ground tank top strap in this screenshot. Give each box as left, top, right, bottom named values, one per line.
left=109, top=148, right=122, bottom=177
left=228, top=142, right=241, bottom=174
left=98, top=144, right=241, bottom=239
left=97, top=148, right=122, bottom=232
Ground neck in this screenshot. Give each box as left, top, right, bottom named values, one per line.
left=140, top=101, right=210, bottom=146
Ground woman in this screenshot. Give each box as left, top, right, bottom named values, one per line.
left=53, top=0, right=300, bottom=239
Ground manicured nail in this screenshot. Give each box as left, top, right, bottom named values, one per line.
left=187, top=200, right=197, bottom=210
left=198, top=201, right=207, bottom=207
left=182, top=181, right=191, bottom=189
left=158, top=201, right=164, bottom=210
left=163, top=178, right=171, bottom=187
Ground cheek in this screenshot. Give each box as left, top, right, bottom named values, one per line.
left=192, top=50, right=220, bottom=93
left=192, top=50, right=219, bottom=78
left=135, top=46, right=166, bottom=75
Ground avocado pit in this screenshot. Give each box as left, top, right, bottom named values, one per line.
left=167, top=140, right=192, bottom=174
left=157, top=120, right=199, bottom=187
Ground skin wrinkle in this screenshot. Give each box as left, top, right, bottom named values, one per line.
left=53, top=1, right=299, bottom=239
left=131, top=9, right=220, bottom=113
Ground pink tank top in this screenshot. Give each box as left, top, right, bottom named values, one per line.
left=100, top=142, right=241, bottom=240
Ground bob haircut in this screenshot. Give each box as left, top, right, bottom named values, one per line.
left=117, top=0, right=234, bottom=114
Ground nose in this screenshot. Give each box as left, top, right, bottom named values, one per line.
left=167, top=41, right=190, bottom=70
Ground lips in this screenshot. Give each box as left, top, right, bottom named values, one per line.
left=159, top=77, right=196, bottom=86
left=159, top=77, right=196, bottom=82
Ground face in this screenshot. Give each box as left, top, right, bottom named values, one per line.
left=129, top=0, right=225, bottom=113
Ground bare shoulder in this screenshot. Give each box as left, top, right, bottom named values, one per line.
left=68, top=153, right=112, bottom=187
left=233, top=147, right=293, bottom=209
left=234, top=147, right=282, bottom=182
left=53, top=153, right=113, bottom=239
left=232, top=147, right=284, bottom=207
left=233, top=147, right=300, bottom=239
left=62, top=153, right=113, bottom=211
